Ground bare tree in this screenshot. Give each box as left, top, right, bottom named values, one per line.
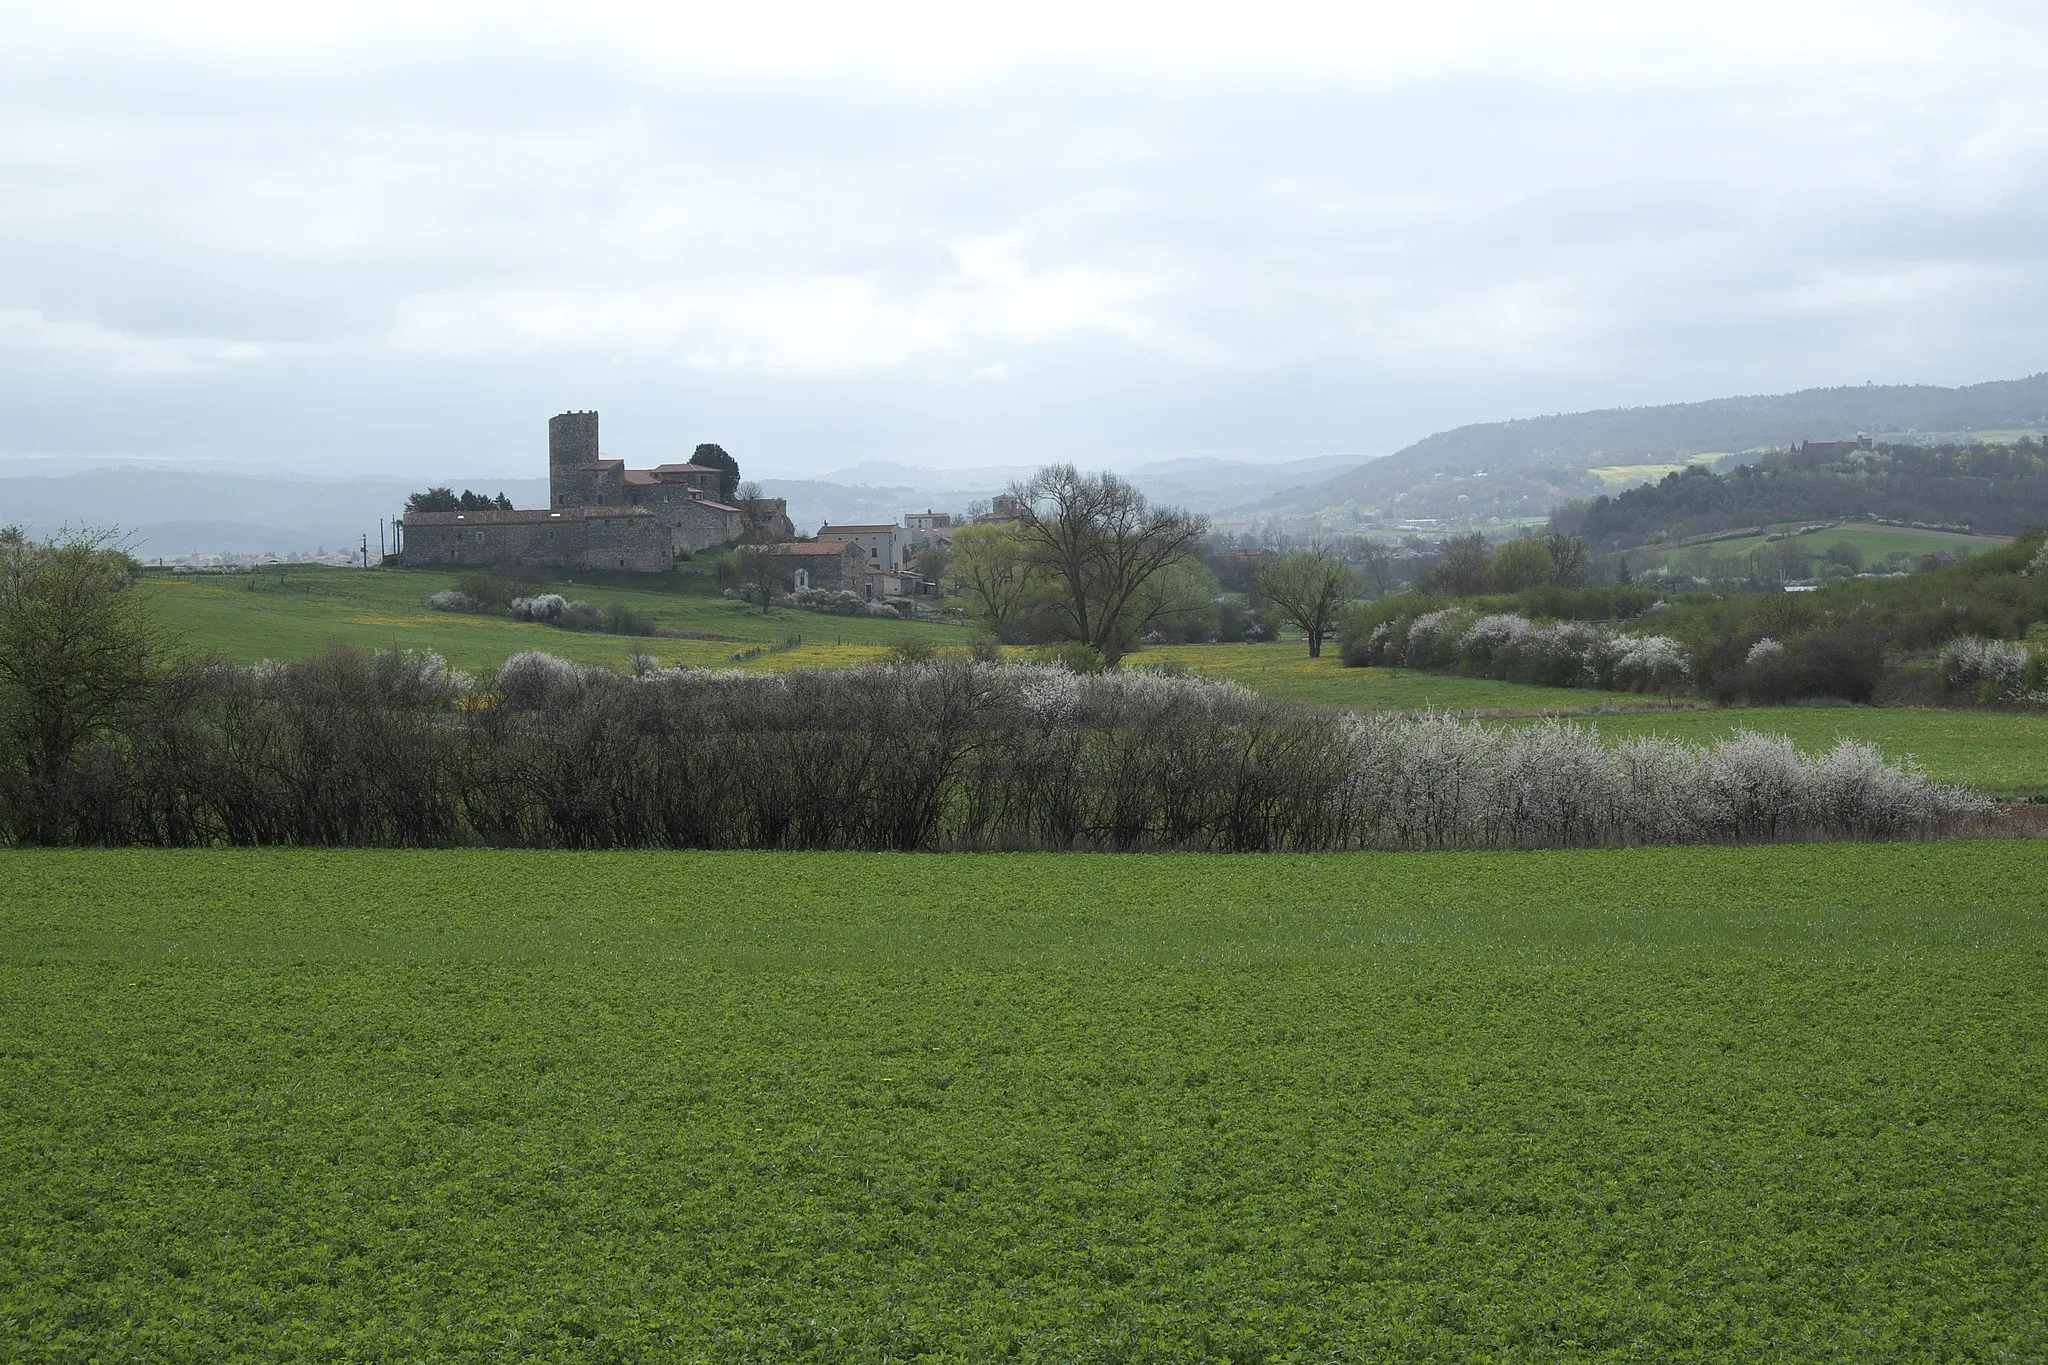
left=735, top=547, right=783, bottom=613
left=1255, top=549, right=1356, bottom=657
left=1544, top=533, right=1591, bottom=587
left=1008, top=464, right=1208, bottom=662
left=1356, top=539, right=1397, bottom=598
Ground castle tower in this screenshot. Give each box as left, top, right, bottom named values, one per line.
left=549, top=411, right=600, bottom=508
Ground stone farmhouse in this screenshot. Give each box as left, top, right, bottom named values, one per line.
left=399, top=411, right=796, bottom=571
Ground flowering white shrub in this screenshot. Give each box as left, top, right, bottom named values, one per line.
left=428, top=590, right=483, bottom=613
left=1604, top=633, right=1691, bottom=693
left=1746, top=637, right=1785, bottom=668
left=1937, top=636, right=2038, bottom=704
left=508, top=593, right=574, bottom=623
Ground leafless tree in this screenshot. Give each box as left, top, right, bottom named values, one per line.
left=1255, top=550, right=1356, bottom=657
left=1008, top=464, right=1208, bottom=661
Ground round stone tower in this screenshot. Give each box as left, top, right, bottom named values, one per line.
left=548, top=411, right=600, bottom=508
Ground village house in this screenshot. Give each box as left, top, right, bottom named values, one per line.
left=816, top=523, right=912, bottom=573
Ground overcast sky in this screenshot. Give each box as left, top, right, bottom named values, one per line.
left=3, top=0, right=2045, bottom=480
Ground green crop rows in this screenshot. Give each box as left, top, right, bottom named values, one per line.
left=4, top=846, right=2045, bottom=1360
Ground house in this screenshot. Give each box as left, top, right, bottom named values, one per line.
left=816, top=523, right=911, bottom=573
left=748, top=540, right=867, bottom=592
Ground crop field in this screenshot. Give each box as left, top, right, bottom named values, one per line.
left=4, top=845, right=2045, bottom=1360
left=1511, top=705, right=2048, bottom=799
left=138, top=566, right=960, bottom=674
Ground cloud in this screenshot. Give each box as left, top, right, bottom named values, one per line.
left=0, top=3, right=2045, bottom=475
left=0, top=308, right=265, bottom=376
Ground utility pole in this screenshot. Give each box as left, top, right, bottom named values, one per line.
left=361, top=533, right=369, bottom=568
left=378, top=519, right=386, bottom=562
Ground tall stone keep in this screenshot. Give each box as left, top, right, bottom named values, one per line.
left=548, top=411, right=600, bottom=509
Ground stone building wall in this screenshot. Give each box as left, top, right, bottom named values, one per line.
left=400, top=506, right=668, bottom=572
left=749, top=541, right=865, bottom=591
left=548, top=412, right=601, bottom=509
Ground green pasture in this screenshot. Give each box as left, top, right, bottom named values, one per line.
left=1647, top=523, right=2009, bottom=574
left=1517, top=705, right=2048, bottom=799
left=1132, top=644, right=1690, bottom=713
left=3, top=845, right=2044, bottom=1360
left=137, top=566, right=963, bottom=674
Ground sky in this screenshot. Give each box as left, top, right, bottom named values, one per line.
left=3, top=0, right=2046, bottom=481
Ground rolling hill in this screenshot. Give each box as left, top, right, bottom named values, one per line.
left=1251, top=373, right=2048, bottom=524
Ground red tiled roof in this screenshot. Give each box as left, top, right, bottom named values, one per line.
left=579, top=459, right=624, bottom=471
left=401, top=506, right=651, bottom=526
left=753, top=541, right=858, bottom=556
left=622, top=470, right=659, bottom=486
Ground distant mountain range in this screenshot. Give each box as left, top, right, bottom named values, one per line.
left=0, top=469, right=547, bottom=561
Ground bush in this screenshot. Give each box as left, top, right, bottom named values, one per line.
left=7, top=653, right=1990, bottom=850
left=428, top=590, right=483, bottom=613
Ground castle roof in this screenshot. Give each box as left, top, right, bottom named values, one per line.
left=818, top=523, right=899, bottom=534
left=401, top=506, right=652, bottom=526
left=752, top=541, right=859, bottom=557
left=622, top=469, right=659, bottom=486
left=579, top=459, right=624, bottom=471
left=651, top=463, right=719, bottom=475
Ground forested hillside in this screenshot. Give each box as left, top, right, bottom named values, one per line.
left=1554, top=440, right=2048, bottom=550
left=1253, top=373, right=2048, bottom=521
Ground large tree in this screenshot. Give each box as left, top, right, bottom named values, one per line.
left=0, top=528, right=165, bottom=842
left=1255, top=550, right=1356, bottom=657
left=948, top=523, right=1038, bottom=637
left=693, top=444, right=742, bottom=503
left=1008, top=465, right=1208, bottom=662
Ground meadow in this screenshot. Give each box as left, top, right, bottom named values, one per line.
left=137, top=566, right=958, bottom=674
left=3, top=845, right=2044, bottom=1361
left=1511, top=705, right=2048, bottom=799
left=1642, top=522, right=2011, bottom=574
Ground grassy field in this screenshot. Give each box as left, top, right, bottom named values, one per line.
left=138, top=566, right=960, bottom=674
left=3, top=846, right=2044, bottom=1360
left=1646, top=523, right=2011, bottom=574
left=1512, top=706, right=2048, bottom=799
left=1132, top=644, right=1691, bottom=713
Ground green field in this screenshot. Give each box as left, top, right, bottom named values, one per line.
left=1648, top=523, right=2010, bottom=574
left=1133, top=645, right=1693, bottom=713
left=138, top=566, right=965, bottom=674
left=1509, top=706, right=2048, bottom=799
left=3, top=846, right=2044, bottom=1360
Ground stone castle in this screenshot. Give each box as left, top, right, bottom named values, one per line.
left=398, top=411, right=795, bottom=572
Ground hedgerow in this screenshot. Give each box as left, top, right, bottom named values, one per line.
left=16, top=651, right=1988, bottom=849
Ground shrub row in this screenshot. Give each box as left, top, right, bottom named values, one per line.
left=15, top=651, right=1988, bottom=850
left=1343, top=607, right=1693, bottom=693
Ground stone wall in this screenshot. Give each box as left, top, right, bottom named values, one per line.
left=626, top=484, right=744, bottom=553
left=548, top=412, right=600, bottom=509
left=400, top=506, right=669, bottom=572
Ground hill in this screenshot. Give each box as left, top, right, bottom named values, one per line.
left=1252, top=373, right=2048, bottom=524
left=1557, top=439, right=2048, bottom=550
